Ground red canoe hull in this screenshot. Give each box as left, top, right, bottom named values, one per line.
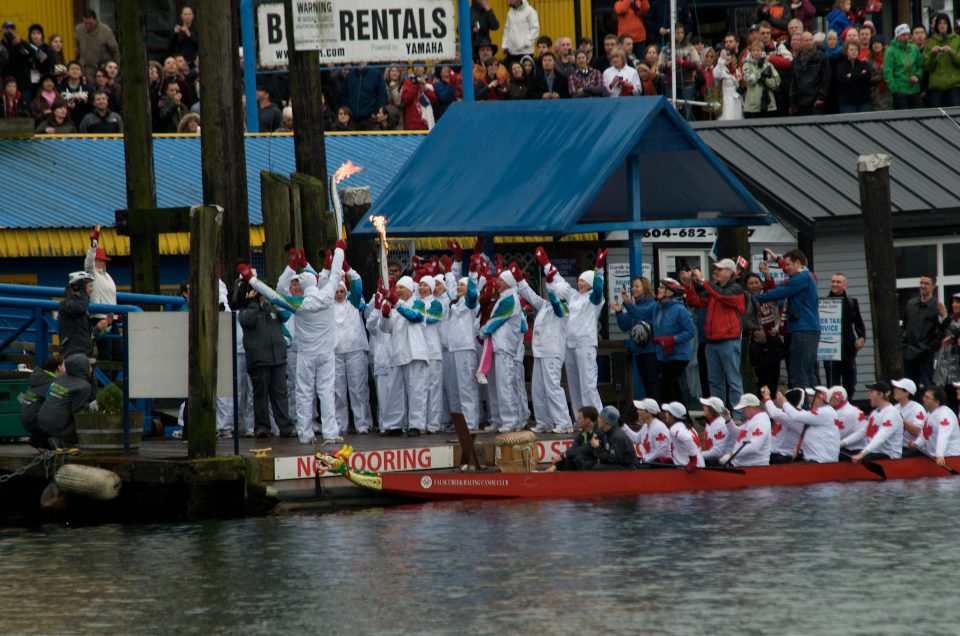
left=375, top=458, right=960, bottom=501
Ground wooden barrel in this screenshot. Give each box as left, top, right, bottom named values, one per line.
left=74, top=412, right=144, bottom=455
left=495, top=431, right=538, bottom=473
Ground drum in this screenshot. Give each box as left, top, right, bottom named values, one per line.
left=495, top=431, right=538, bottom=473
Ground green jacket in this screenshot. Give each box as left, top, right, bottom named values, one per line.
left=742, top=56, right=780, bottom=113
left=924, top=32, right=960, bottom=91
left=883, top=40, right=924, bottom=95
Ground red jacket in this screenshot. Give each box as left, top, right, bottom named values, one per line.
left=613, top=0, right=650, bottom=43
left=400, top=78, right=438, bottom=130
left=685, top=280, right=745, bottom=341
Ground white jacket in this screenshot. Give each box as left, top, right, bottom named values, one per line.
left=602, top=65, right=641, bottom=96
left=547, top=270, right=604, bottom=349
left=334, top=276, right=368, bottom=355
left=670, top=423, right=704, bottom=467
left=915, top=405, right=960, bottom=457
left=419, top=293, right=445, bottom=361
left=276, top=266, right=302, bottom=350
left=843, top=404, right=903, bottom=458
left=366, top=299, right=392, bottom=372
left=765, top=398, right=803, bottom=456
left=897, top=400, right=926, bottom=444
left=725, top=412, right=772, bottom=466
left=782, top=403, right=841, bottom=463
left=517, top=280, right=568, bottom=359
left=482, top=286, right=523, bottom=355
left=624, top=418, right=671, bottom=463
left=85, top=245, right=117, bottom=319
left=294, top=248, right=342, bottom=352
left=701, top=415, right=734, bottom=460
left=501, top=0, right=539, bottom=55
left=380, top=296, right=429, bottom=366
left=445, top=272, right=480, bottom=352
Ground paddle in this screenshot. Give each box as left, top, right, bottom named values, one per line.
left=722, top=441, right=749, bottom=467
left=792, top=424, right=809, bottom=461
left=839, top=449, right=887, bottom=480
left=911, top=446, right=960, bottom=475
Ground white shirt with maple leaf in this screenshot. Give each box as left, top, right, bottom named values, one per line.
left=764, top=399, right=803, bottom=456
left=781, top=402, right=842, bottom=463
left=670, top=422, right=704, bottom=467
left=701, top=415, right=734, bottom=461
left=897, top=399, right=925, bottom=445
left=725, top=412, right=772, bottom=466
left=842, top=404, right=903, bottom=458
left=915, top=405, right=960, bottom=458
left=834, top=401, right=867, bottom=450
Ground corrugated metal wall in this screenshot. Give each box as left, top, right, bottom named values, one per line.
left=2, top=0, right=76, bottom=63
left=485, top=0, right=592, bottom=50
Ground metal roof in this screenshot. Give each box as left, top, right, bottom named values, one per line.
left=353, top=97, right=768, bottom=238
left=0, top=132, right=425, bottom=229
left=693, top=108, right=960, bottom=234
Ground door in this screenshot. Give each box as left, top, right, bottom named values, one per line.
left=657, top=248, right=710, bottom=282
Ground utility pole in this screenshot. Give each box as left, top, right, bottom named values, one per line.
left=117, top=0, right=159, bottom=294
left=858, top=154, right=902, bottom=381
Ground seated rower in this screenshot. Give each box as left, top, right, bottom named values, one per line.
left=910, top=386, right=959, bottom=467
left=720, top=393, right=772, bottom=466
left=546, top=406, right=598, bottom=472
left=841, top=381, right=904, bottom=462
left=624, top=398, right=672, bottom=464
left=764, top=387, right=807, bottom=464
left=699, top=396, right=734, bottom=466
left=830, top=386, right=866, bottom=453
left=583, top=406, right=638, bottom=470
left=766, top=385, right=840, bottom=463
left=661, top=401, right=703, bottom=469
left=891, top=378, right=925, bottom=458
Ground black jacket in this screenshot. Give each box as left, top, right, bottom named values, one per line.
left=560, top=425, right=598, bottom=461
left=469, top=3, right=500, bottom=48
left=531, top=70, right=570, bottom=98
left=790, top=48, right=831, bottom=108
left=58, top=292, right=94, bottom=358
left=902, top=295, right=942, bottom=362
left=592, top=424, right=639, bottom=468
left=37, top=354, right=92, bottom=436
left=835, top=58, right=872, bottom=105
left=239, top=298, right=288, bottom=369
left=828, top=290, right=866, bottom=358
left=20, top=367, right=57, bottom=433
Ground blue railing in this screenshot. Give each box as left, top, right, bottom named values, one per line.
left=0, top=284, right=186, bottom=312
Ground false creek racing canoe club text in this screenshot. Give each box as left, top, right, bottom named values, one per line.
left=420, top=476, right=510, bottom=490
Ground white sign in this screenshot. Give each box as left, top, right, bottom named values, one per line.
left=275, top=445, right=455, bottom=480
left=606, top=223, right=796, bottom=245
left=258, top=0, right=456, bottom=66
left=127, top=312, right=235, bottom=398
left=817, top=297, right=843, bottom=362
left=607, top=262, right=631, bottom=305
left=749, top=254, right=788, bottom=285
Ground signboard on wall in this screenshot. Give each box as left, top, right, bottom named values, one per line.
left=817, top=297, right=843, bottom=362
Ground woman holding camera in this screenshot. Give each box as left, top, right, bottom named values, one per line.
left=742, top=41, right=780, bottom=118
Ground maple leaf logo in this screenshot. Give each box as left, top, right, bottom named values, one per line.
left=642, top=439, right=651, bottom=453
left=772, top=422, right=783, bottom=437
left=924, top=424, right=934, bottom=440
left=715, top=430, right=726, bottom=440
left=655, top=432, right=667, bottom=443
left=703, top=436, right=714, bottom=451
left=917, top=411, right=925, bottom=421
left=866, top=420, right=879, bottom=438
left=882, top=420, right=893, bottom=428
left=835, top=419, right=844, bottom=430
left=738, top=429, right=747, bottom=442
left=752, top=427, right=764, bottom=437
left=858, top=412, right=866, bottom=421
left=942, top=418, right=952, bottom=427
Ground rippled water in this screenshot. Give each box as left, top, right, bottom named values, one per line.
left=3, top=478, right=959, bottom=635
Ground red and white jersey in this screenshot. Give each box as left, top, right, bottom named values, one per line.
left=641, top=418, right=672, bottom=463
left=701, top=415, right=733, bottom=461
left=834, top=401, right=867, bottom=450
left=843, top=404, right=903, bottom=458
left=670, top=422, right=704, bottom=467
left=897, top=400, right=926, bottom=444
left=915, top=406, right=960, bottom=458
left=765, top=399, right=803, bottom=456
left=727, top=412, right=772, bottom=466
left=781, top=403, right=841, bottom=463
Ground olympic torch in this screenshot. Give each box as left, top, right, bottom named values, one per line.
left=369, top=214, right=389, bottom=286
left=331, top=161, right=363, bottom=240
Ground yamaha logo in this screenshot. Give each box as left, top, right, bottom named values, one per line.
left=420, top=475, right=433, bottom=490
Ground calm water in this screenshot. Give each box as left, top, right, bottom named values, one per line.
left=2, top=478, right=959, bottom=635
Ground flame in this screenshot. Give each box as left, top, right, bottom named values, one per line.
left=333, top=160, right=363, bottom=185
left=369, top=214, right=389, bottom=251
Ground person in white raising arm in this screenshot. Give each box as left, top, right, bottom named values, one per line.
left=841, top=381, right=904, bottom=462
left=624, top=398, right=672, bottom=464
left=765, top=387, right=807, bottom=464
left=891, top=377, right=926, bottom=457
left=763, top=385, right=840, bottom=463
left=829, top=385, right=867, bottom=452
left=910, top=385, right=960, bottom=467
left=720, top=393, right=772, bottom=466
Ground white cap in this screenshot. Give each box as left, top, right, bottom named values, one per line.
left=578, top=270, right=595, bottom=287
left=421, top=276, right=436, bottom=293
left=892, top=378, right=917, bottom=395
left=396, top=276, right=416, bottom=292
left=458, top=277, right=468, bottom=286
left=699, top=396, right=726, bottom=414
left=895, top=23, right=910, bottom=38
left=432, top=274, right=445, bottom=286
left=733, top=393, right=761, bottom=410
left=662, top=402, right=687, bottom=419
left=714, top=258, right=737, bottom=272
left=813, top=385, right=830, bottom=398
left=499, top=269, right=517, bottom=288
left=828, top=385, right=847, bottom=402
left=632, top=398, right=660, bottom=414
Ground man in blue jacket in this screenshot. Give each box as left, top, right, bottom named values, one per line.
left=754, top=249, right=820, bottom=389
left=338, top=64, right=388, bottom=130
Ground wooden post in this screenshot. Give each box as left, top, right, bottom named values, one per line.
left=117, top=0, right=160, bottom=294
left=261, top=172, right=293, bottom=283
left=291, top=173, right=335, bottom=265
left=199, top=0, right=250, bottom=297
left=188, top=205, right=223, bottom=459
left=858, top=154, right=903, bottom=381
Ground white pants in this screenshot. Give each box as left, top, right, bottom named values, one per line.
left=565, top=346, right=601, bottom=418
left=217, top=351, right=256, bottom=434
left=373, top=369, right=390, bottom=430
left=486, top=357, right=500, bottom=428
left=297, top=350, right=337, bottom=442
left=286, top=348, right=299, bottom=425
left=440, top=349, right=456, bottom=430
left=532, top=356, right=570, bottom=430
left=425, top=358, right=443, bottom=432
left=335, top=350, right=372, bottom=433
left=381, top=360, right=428, bottom=432
left=494, top=352, right=521, bottom=431
left=516, top=357, right=530, bottom=423
left=449, top=349, right=480, bottom=429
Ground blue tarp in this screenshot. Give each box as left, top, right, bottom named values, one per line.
left=352, top=97, right=768, bottom=238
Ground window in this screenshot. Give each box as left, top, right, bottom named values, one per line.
left=894, top=238, right=960, bottom=315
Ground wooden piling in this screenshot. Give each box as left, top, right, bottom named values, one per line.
left=858, top=154, right=902, bottom=381
left=261, top=172, right=294, bottom=283
left=291, top=173, right=335, bottom=265
left=117, top=0, right=160, bottom=294
left=188, top=205, right=223, bottom=459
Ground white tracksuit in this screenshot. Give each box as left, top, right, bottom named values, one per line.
left=421, top=292, right=446, bottom=433
left=842, top=403, right=904, bottom=458
left=915, top=405, right=960, bottom=457
left=725, top=412, right=772, bottom=466
left=366, top=297, right=392, bottom=430
left=765, top=398, right=803, bottom=456
left=517, top=280, right=570, bottom=432
left=276, top=266, right=304, bottom=426
left=546, top=268, right=605, bottom=417
left=379, top=295, right=430, bottom=432
left=293, top=249, right=343, bottom=442
left=334, top=272, right=372, bottom=434
left=444, top=270, right=482, bottom=430
left=482, top=285, right=524, bottom=432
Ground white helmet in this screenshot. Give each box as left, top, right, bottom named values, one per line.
left=68, top=271, right=94, bottom=286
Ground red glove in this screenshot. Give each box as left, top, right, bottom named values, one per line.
left=472, top=236, right=484, bottom=255
left=448, top=239, right=463, bottom=261
left=237, top=263, right=254, bottom=282
left=335, top=238, right=347, bottom=252
left=545, top=266, right=558, bottom=283
left=440, top=255, right=452, bottom=273
left=374, top=292, right=383, bottom=310
left=288, top=248, right=299, bottom=271
left=412, top=255, right=422, bottom=270
left=509, top=261, right=524, bottom=283
left=343, top=258, right=351, bottom=273
left=535, top=246, right=550, bottom=268
left=620, top=81, right=635, bottom=96
left=653, top=335, right=676, bottom=356
left=431, top=256, right=442, bottom=272
left=323, top=250, right=333, bottom=270
left=469, top=253, right=483, bottom=273
left=90, top=226, right=100, bottom=246
left=381, top=301, right=392, bottom=318
left=298, top=247, right=308, bottom=269
left=494, top=254, right=504, bottom=274
left=387, top=288, right=399, bottom=305
left=595, top=248, right=608, bottom=269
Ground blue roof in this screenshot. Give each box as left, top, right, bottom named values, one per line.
left=0, top=133, right=424, bottom=229
left=353, top=97, right=767, bottom=237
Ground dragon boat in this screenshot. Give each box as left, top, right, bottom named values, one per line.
left=316, top=444, right=960, bottom=503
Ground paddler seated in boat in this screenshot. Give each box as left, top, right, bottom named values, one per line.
left=545, top=406, right=598, bottom=472
left=891, top=378, right=926, bottom=457
left=908, top=386, right=960, bottom=467
left=582, top=406, right=639, bottom=470
left=841, top=381, right=904, bottom=462
left=623, top=398, right=672, bottom=465
left=661, top=401, right=704, bottom=469
left=763, top=387, right=809, bottom=464
left=719, top=394, right=772, bottom=467
left=765, top=385, right=841, bottom=463
left=699, top=396, right=734, bottom=466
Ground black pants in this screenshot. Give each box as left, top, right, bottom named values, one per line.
left=901, top=446, right=922, bottom=458
left=824, top=357, right=857, bottom=399
left=554, top=457, right=580, bottom=471
left=770, top=452, right=793, bottom=464
left=660, top=359, right=689, bottom=404
left=248, top=363, right=293, bottom=435
left=750, top=339, right=783, bottom=395
left=591, top=463, right=634, bottom=471
left=697, top=341, right=709, bottom=399
left=574, top=455, right=597, bottom=471
left=635, top=352, right=660, bottom=401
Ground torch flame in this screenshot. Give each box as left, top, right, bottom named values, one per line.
left=369, top=214, right=389, bottom=251
left=333, top=160, right=364, bottom=185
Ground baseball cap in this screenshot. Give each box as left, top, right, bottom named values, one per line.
left=891, top=378, right=917, bottom=395
left=733, top=393, right=761, bottom=410
left=699, top=396, right=726, bottom=414
left=867, top=380, right=892, bottom=393
left=714, top=258, right=737, bottom=272
left=599, top=405, right=621, bottom=426
left=813, top=385, right=830, bottom=398
left=662, top=402, right=687, bottom=419
left=828, top=386, right=847, bottom=401
left=633, top=398, right=661, bottom=414
left=894, top=23, right=910, bottom=38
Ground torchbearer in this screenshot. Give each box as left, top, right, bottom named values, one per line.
left=433, top=272, right=455, bottom=432
left=365, top=280, right=393, bottom=432
left=480, top=268, right=526, bottom=433
left=334, top=265, right=372, bottom=435
left=443, top=248, right=482, bottom=430
left=379, top=276, right=430, bottom=437
left=417, top=275, right=445, bottom=433
left=277, top=247, right=310, bottom=428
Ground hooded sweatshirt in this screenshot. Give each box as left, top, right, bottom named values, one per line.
left=19, top=367, right=58, bottom=432
left=37, top=354, right=93, bottom=436
left=924, top=15, right=960, bottom=91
